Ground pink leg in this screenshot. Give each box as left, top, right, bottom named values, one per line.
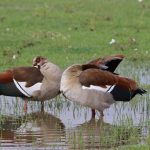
left=91, top=109, right=96, bottom=118
left=23, top=97, right=27, bottom=113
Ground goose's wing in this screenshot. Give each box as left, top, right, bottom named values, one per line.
left=88, top=54, right=124, bottom=72
left=79, top=68, right=137, bottom=91
left=0, top=70, right=13, bottom=83
left=12, top=67, right=43, bottom=87
left=0, top=67, right=44, bottom=97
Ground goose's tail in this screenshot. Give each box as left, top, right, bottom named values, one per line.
left=131, top=88, right=147, bottom=99
left=135, top=88, right=147, bottom=95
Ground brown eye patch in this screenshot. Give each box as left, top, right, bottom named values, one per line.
left=35, top=56, right=42, bottom=63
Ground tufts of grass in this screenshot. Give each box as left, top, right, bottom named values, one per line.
left=0, top=0, right=150, bottom=69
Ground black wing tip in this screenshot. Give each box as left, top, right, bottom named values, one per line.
left=136, top=88, right=147, bottom=95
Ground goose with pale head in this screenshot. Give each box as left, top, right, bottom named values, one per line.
left=0, top=56, right=62, bottom=101
left=60, top=54, right=147, bottom=118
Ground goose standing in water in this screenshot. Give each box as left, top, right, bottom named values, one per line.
left=60, top=54, right=147, bottom=118
left=32, top=56, right=62, bottom=100
left=0, top=56, right=62, bottom=101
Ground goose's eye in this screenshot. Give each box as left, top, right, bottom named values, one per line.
left=36, top=57, right=41, bottom=63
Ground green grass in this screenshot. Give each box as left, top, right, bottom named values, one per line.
left=0, top=0, right=150, bottom=70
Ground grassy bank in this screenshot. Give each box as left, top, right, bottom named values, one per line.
left=0, top=0, right=150, bottom=69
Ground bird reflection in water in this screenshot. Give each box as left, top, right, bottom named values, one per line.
left=67, top=117, right=142, bottom=149
left=0, top=110, right=66, bottom=149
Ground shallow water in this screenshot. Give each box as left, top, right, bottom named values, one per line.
left=0, top=63, right=149, bottom=150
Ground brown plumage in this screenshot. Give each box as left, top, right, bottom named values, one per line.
left=0, top=67, right=43, bottom=87
left=88, top=54, right=124, bottom=72
left=0, top=70, right=13, bottom=83
left=60, top=54, right=147, bottom=118
left=0, top=56, right=62, bottom=101
left=79, top=66, right=137, bottom=91
left=0, top=66, right=43, bottom=98
left=12, top=67, right=43, bottom=87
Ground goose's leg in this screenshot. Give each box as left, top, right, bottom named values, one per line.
left=91, top=109, right=96, bottom=118
left=100, top=111, right=104, bottom=117
left=23, top=97, right=27, bottom=112
left=41, top=101, right=44, bottom=112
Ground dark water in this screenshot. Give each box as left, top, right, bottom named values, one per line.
left=0, top=63, right=149, bottom=150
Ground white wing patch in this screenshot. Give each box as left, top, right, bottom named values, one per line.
left=13, top=79, right=42, bottom=97
left=82, top=85, right=110, bottom=92
left=107, top=85, right=116, bottom=93
left=82, top=85, right=115, bottom=93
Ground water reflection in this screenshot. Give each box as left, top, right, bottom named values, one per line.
left=0, top=94, right=149, bottom=149
left=67, top=117, right=142, bottom=149
left=0, top=110, right=66, bottom=149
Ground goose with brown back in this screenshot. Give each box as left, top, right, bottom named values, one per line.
left=0, top=56, right=62, bottom=101
left=60, top=55, right=147, bottom=118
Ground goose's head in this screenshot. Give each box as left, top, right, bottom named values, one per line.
left=32, top=56, right=48, bottom=68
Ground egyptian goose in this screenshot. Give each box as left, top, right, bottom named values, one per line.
left=0, top=56, right=62, bottom=101
left=60, top=55, right=147, bottom=118
left=31, top=56, right=62, bottom=100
